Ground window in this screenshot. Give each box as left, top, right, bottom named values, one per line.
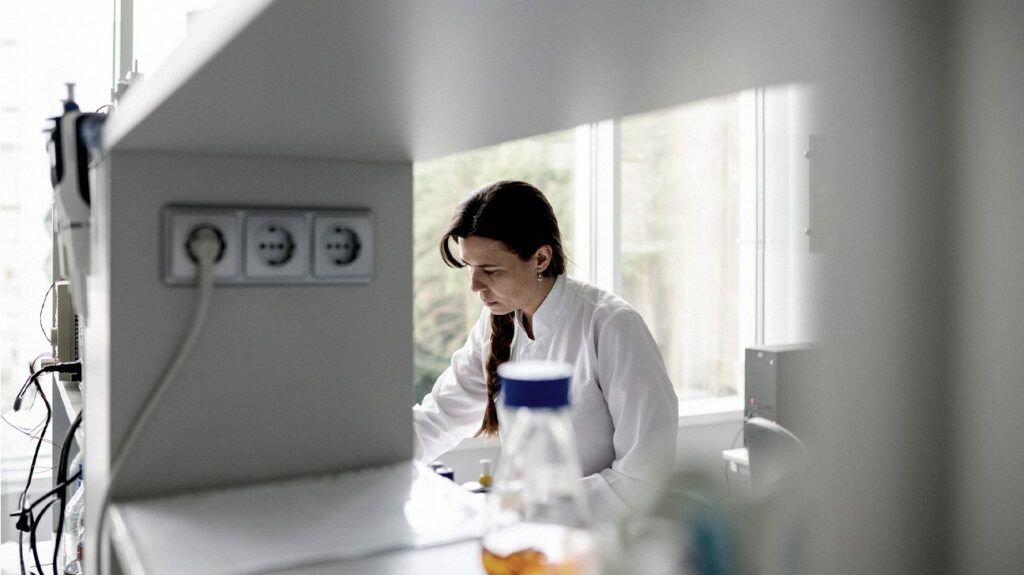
left=413, top=87, right=811, bottom=405
left=133, top=1, right=221, bottom=80
left=618, top=93, right=753, bottom=399
left=1, top=0, right=112, bottom=534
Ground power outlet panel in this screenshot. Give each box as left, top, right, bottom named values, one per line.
left=163, top=206, right=373, bottom=285
left=313, top=212, right=374, bottom=280
left=164, top=207, right=243, bottom=283
left=244, top=212, right=310, bottom=279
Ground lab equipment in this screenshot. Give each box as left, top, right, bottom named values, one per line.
left=744, top=345, right=816, bottom=441
left=46, top=83, right=106, bottom=322
left=53, top=281, right=82, bottom=382
left=481, top=361, right=596, bottom=575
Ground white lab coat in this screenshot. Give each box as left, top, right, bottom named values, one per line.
left=413, top=275, right=679, bottom=519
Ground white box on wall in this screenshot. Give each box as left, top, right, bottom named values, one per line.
left=87, top=152, right=413, bottom=503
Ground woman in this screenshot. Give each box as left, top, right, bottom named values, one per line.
left=413, top=180, right=678, bottom=518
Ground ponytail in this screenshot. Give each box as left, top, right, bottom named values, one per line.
left=477, top=312, right=514, bottom=436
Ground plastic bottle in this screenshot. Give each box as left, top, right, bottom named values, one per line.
left=481, top=360, right=597, bottom=575
left=63, top=463, right=84, bottom=575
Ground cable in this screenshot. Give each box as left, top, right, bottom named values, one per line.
left=14, top=362, right=82, bottom=412
left=1, top=413, right=57, bottom=445
left=59, top=414, right=82, bottom=480
left=30, top=499, right=56, bottom=575
left=12, top=472, right=79, bottom=575
left=19, top=522, right=25, bottom=575
left=11, top=470, right=82, bottom=517
left=3, top=466, right=57, bottom=473
left=8, top=362, right=79, bottom=575
left=13, top=377, right=50, bottom=575
left=12, top=473, right=82, bottom=575
left=30, top=353, right=56, bottom=371
left=39, top=283, right=55, bottom=344
left=53, top=411, right=82, bottom=574
left=16, top=378, right=50, bottom=534
left=97, top=227, right=221, bottom=575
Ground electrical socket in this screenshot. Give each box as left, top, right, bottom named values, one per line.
left=312, top=212, right=373, bottom=281
left=164, top=206, right=373, bottom=285
left=244, top=212, right=310, bottom=278
left=164, top=207, right=242, bottom=284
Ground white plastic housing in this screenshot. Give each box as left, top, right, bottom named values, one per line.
left=244, top=212, right=310, bottom=278
left=163, top=206, right=372, bottom=285
left=313, top=212, right=373, bottom=281
left=164, top=208, right=243, bottom=283
left=55, top=112, right=91, bottom=321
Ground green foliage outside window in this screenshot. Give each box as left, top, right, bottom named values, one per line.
left=620, top=95, right=744, bottom=398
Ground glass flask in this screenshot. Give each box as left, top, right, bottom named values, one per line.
left=481, top=360, right=597, bottom=575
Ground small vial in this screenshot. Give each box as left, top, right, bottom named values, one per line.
left=478, top=459, right=493, bottom=490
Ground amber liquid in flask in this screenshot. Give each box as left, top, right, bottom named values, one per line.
left=482, top=522, right=595, bottom=575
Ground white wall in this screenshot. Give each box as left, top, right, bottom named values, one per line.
left=808, top=3, right=957, bottom=574
left=764, top=84, right=821, bottom=346
left=951, top=1, right=1024, bottom=572
left=85, top=152, right=414, bottom=570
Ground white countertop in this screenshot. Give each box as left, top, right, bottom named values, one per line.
left=108, top=461, right=486, bottom=574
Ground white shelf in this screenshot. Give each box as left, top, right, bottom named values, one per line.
left=105, top=0, right=817, bottom=163
left=108, top=461, right=486, bottom=575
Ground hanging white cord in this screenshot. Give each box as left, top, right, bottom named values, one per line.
left=95, top=227, right=221, bottom=574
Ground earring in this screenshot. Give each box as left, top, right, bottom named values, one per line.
left=536, top=270, right=543, bottom=282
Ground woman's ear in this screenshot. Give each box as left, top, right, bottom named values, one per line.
left=534, top=245, right=553, bottom=273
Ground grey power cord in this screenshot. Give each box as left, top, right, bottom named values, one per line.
left=96, top=226, right=222, bottom=574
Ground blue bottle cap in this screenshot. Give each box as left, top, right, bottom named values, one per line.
left=498, top=360, right=573, bottom=409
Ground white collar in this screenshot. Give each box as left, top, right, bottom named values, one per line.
left=515, top=274, right=568, bottom=341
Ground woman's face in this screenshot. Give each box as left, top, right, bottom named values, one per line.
left=459, top=235, right=551, bottom=317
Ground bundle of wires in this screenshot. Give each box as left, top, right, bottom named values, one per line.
left=8, top=362, right=82, bottom=575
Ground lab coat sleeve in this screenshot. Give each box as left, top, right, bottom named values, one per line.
left=412, top=310, right=491, bottom=465
left=582, top=307, right=679, bottom=519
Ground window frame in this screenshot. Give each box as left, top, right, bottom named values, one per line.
left=572, top=90, right=763, bottom=418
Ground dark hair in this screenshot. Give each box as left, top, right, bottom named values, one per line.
left=439, top=180, right=567, bottom=436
